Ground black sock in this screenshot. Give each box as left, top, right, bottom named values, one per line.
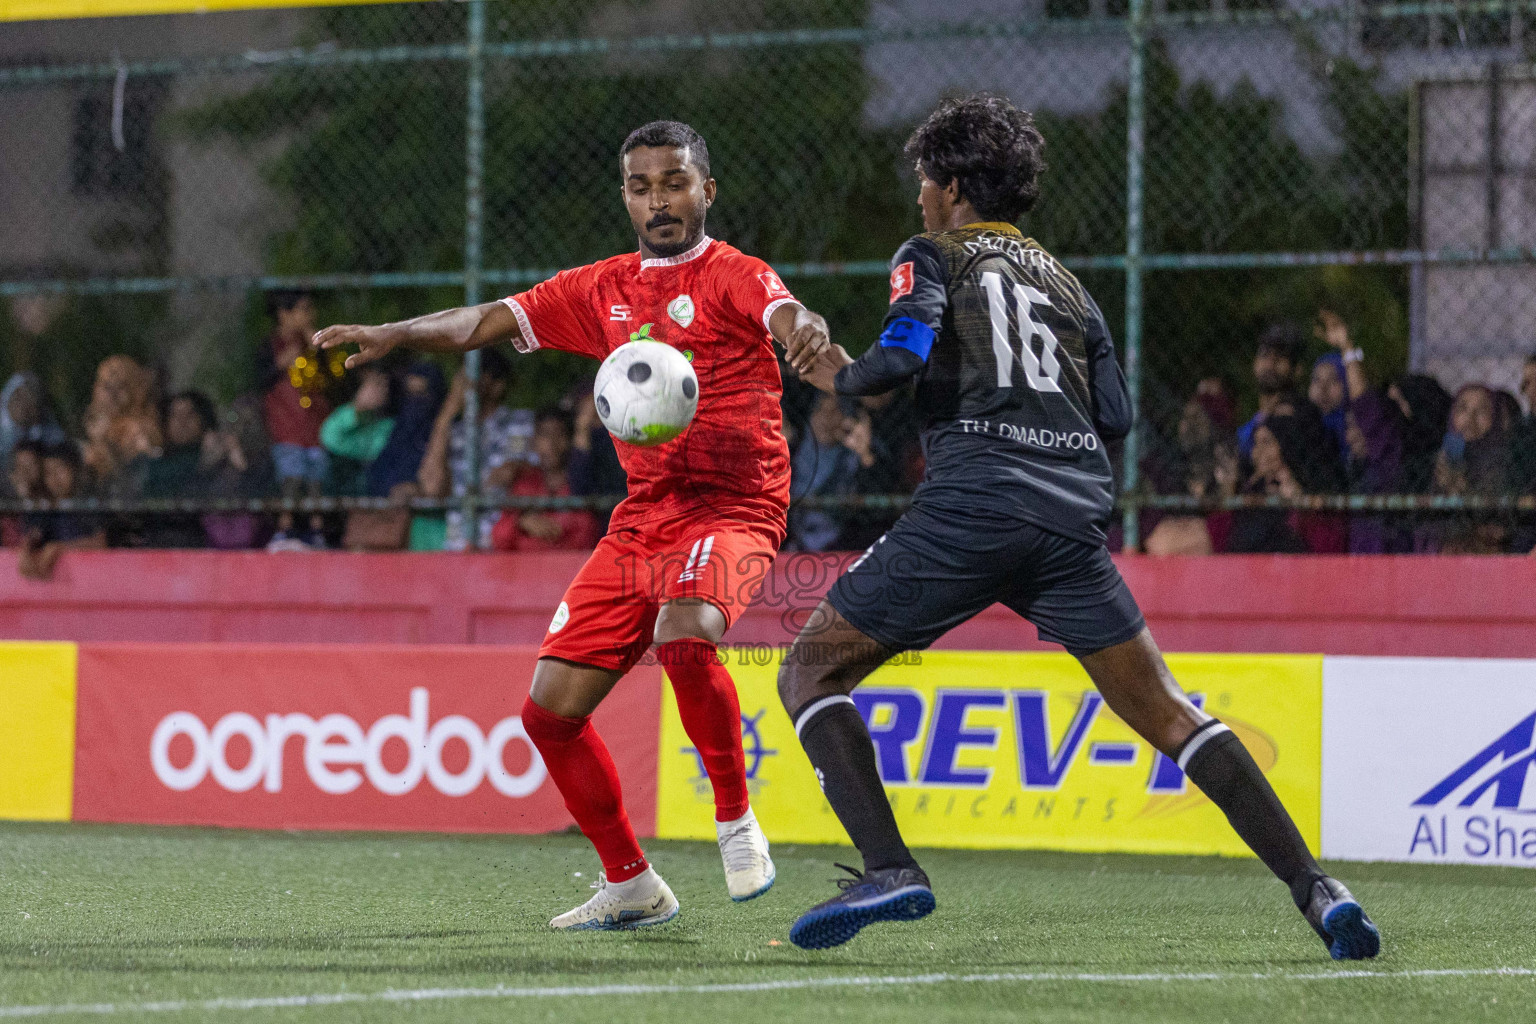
left=1178, top=720, right=1323, bottom=908
left=792, top=695, right=918, bottom=873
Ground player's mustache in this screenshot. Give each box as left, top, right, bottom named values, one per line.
left=646, top=214, right=683, bottom=230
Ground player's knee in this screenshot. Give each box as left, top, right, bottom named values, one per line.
left=654, top=598, right=726, bottom=646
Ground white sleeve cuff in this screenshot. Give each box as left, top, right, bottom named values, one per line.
left=761, top=296, right=796, bottom=336
left=498, top=297, right=540, bottom=353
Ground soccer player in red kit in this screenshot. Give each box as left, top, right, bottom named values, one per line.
left=316, top=120, right=831, bottom=930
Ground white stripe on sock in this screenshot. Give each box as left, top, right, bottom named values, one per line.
left=1177, top=722, right=1232, bottom=772
left=794, top=694, right=856, bottom=741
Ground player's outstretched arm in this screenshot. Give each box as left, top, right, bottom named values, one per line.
left=313, top=301, right=523, bottom=370
left=769, top=302, right=832, bottom=376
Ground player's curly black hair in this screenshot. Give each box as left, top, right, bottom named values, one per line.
left=904, top=94, right=1046, bottom=223
left=620, top=120, right=710, bottom=178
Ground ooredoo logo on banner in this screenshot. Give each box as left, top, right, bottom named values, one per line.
left=73, top=644, right=663, bottom=834
left=1322, top=656, right=1536, bottom=867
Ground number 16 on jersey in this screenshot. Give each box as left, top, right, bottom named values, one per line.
left=981, top=271, right=1063, bottom=393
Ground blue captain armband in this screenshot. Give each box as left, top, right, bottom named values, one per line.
left=878, top=317, right=935, bottom=362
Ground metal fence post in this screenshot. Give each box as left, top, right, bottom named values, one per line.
left=462, top=0, right=486, bottom=550
left=1121, top=0, right=1147, bottom=552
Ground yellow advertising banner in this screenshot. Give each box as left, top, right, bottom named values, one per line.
left=1, top=0, right=410, bottom=24
left=0, top=642, right=78, bottom=821
left=657, top=650, right=1322, bottom=857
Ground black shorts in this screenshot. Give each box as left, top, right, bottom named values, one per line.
left=825, top=503, right=1146, bottom=657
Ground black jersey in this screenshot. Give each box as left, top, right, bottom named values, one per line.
left=833, top=223, right=1132, bottom=545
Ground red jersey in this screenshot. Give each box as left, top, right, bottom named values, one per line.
left=501, top=236, right=795, bottom=537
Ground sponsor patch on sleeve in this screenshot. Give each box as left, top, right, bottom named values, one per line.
left=889, top=261, right=914, bottom=304
left=758, top=270, right=791, bottom=300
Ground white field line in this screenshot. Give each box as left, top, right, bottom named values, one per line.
left=1, top=966, right=1533, bottom=1018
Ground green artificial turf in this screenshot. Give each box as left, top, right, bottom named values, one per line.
left=2, top=822, right=1533, bottom=1022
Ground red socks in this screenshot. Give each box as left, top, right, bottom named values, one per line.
left=656, top=638, right=750, bottom=822
left=521, top=698, right=648, bottom=882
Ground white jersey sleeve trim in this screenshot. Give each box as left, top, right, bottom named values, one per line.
left=498, top=296, right=541, bottom=353
left=761, top=296, right=796, bottom=337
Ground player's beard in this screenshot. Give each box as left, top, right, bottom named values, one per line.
left=643, top=216, right=704, bottom=258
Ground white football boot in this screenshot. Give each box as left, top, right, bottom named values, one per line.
left=717, top=808, right=775, bottom=901
left=549, top=867, right=679, bottom=931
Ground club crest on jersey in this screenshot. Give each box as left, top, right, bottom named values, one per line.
left=890, top=261, right=915, bottom=303
left=668, top=294, right=695, bottom=329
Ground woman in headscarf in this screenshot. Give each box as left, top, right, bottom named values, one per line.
left=1308, top=352, right=1349, bottom=457
left=81, top=355, right=162, bottom=494
left=0, top=372, right=66, bottom=467
left=1429, top=384, right=1513, bottom=553
left=339, top=362, right=447, bottom=552
left=1227, top=412, right=1348, bottom=553
left=1387, top=374, right=1451, bottom=494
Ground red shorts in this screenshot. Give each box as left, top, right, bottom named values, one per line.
left=537, top=516, right=782, bottom=673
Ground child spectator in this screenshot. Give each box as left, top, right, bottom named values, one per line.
left=0, top=372, right=66, bottom=470
left=259, top=290, right=334, bottom=547
left=418, top=350, right=534, bottom=551
left=320, top=366, right=396, bottom=495
left=18, top=443, right=106, bottom=580
left=491, top=408, right=598, bottom=552
left=2, top=440, right=46, bottom=547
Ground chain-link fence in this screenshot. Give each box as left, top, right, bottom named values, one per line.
left=1, top=0, right=1532, bottom=553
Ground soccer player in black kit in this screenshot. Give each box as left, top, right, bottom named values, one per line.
left=778, top=95, right=1380, bottom=959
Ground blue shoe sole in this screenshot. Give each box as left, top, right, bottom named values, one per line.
left=1323, top=901, right=1380, bottom=960
left=789, top=886, right=935, bottom=950
left=731, top=867, right=775, bottom=903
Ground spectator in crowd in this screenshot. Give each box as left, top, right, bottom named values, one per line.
left=0, top=372, right=66, bottom=470
left=81, top=355, right=161, bottom=496
left=1236, top=322, right=1306, bottom=461
left=320, top=365, right=397, bottom=495
left=857, top=386, right=924, bottom=492
left=789, top=392, right=862, bottom=551
left=366, top=363, right=445, bottom=499
left=1436, top=385, right=1509, bottom=497
left=788, top=393, right=898, bottom=551
left=1227, top=413, right=1347, bottom=554
left=418, top=351, right=534, bottom=551
left=566, top=385, right=626, bottom=536
left=18, top=443, right=106, bottom=580
left=259, top=290, right=334, bottom=548
left=135, top=391, right=261, bottom=549
left=1143, top=380, right=1241, bottom=556
left=491, top=407, right=598, bottom=552
left=1515, top=353, right=1536, bottom=495
left=2, top=439, right=46, bottom=547
left=1315, top=309, right=1407, bottom=551
left=337, top=362, right=449, bottom=552
left=1386, top=374, right=1451, bottom=493
left=1426, top=383, right=1516, bottom=554
left=833, top=404, right=904, bottom=550
left=1309, top=353, right=1348, bottom=456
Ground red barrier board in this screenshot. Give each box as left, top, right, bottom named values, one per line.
left=72, top=644, right=662, bottom=834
